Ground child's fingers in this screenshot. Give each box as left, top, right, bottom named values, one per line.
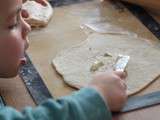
left=120, top=80, right=127, bottom=90
left=35, top=0, right=47, bottom=6
left=21, top=9, right=29, bottom=18
left=114, top=71, right=127, bottom=80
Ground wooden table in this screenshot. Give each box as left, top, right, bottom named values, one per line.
left=0, top=0, right=160, bottom=119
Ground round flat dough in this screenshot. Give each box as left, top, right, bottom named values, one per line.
left=81, top=21, right=137, bottom=37
left=52, top=34, right=160, bottom=96
left=22, top=0, right=53, bottom=28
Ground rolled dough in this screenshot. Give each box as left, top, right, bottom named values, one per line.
left=22, top=0, right=53, bottom=28
left=52, top=34, right=160, bottom=96
left=81, top=21, right=137, bottom=37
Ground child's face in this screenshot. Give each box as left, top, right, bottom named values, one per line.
left=0, top=0, right=31, bottom=78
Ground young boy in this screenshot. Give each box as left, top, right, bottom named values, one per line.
left=0, top=0, right=127, bottom=120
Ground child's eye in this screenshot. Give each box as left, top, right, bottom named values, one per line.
left=8, top=23, right=19, bottom=30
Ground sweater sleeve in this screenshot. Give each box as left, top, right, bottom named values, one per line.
left=0, top=88, right=112, bottom=120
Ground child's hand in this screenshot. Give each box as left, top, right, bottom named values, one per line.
left=35, top=0, right=47, bottom=6
left=88, top=71, right=127, bottom=112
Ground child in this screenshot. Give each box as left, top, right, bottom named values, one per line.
left=0, top=0, right=127, bottom=120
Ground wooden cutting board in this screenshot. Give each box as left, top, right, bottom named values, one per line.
left=28, top=0, right=160, bottom=98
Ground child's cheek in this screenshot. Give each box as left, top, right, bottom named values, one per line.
left=6, top=31, right=24, bottom=63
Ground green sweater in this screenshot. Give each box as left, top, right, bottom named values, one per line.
left=0, top=88, right=112, bottom=120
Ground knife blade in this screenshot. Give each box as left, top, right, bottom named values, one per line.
left=121, top=91, right=160, bottom=112
left=19, top=53, right=53, bottom=105
left=123, top=2, right=160, bottom=40
left=49, top=0, right=92, bottom=7
left=0, top=96, right=5, bottom=107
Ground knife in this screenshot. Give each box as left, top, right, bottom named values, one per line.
left=122, top=91, right=160, bottom=112
left=49, top=0, right=92, bottom=7
left=19, top=54, right=53, bottom=105
left=0, top=96, right=5, bottom=107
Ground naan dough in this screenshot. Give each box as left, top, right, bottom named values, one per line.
left=52, top=34, right=160, bottom=96
left=81, top=21, right=137, bottom=37
left=22, top=0, right=53, bottom=28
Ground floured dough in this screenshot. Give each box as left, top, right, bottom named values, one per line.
left=22, top=0, right=53, bottom=28
left=52, top=34, right=160, bottom=96
left=81, top=21, right=137, bottom=37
